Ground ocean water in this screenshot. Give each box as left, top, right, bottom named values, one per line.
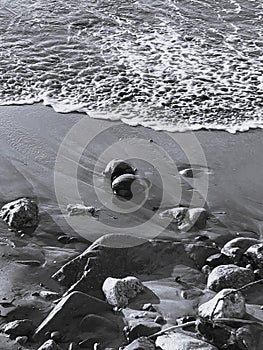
left=0, top=0, right=262, bottom=132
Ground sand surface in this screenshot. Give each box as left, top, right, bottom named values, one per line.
left=0, top=104, right=263, bottom=349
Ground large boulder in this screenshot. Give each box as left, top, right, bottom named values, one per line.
left=52, top=234, right=196, bottom=295
left=198, top=288, right=246, bottom=319
left=34, top=292, right=111, bottom=341
left=156, top=332, right=217, bottom=350
left=160, top=207, right=207, bottom=231
left=207, top=264, right=254, bottom=292
left=102, top=276, right=144, bottom=308
left=0, top=197, right=38, bottom=231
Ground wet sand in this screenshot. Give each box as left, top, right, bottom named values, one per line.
left=0, top=104, right=263, bottom=349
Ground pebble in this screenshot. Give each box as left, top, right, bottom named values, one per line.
left=154, top=315, right=165, bottom=324
left=50, top=331, right=61, bottom=342
left=16, top=336, right=28, bottom=345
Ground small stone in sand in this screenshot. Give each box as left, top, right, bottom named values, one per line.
left=160, top=207, right=207, bottom=231
left=16, top=336, right=28, bottom=345
left=103, top=159, right=136, bottom=181
left=207, top=264, right=254, bottom=292
left=198, top=288, right=246, bottom=319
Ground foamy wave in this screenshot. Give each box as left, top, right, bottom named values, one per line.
left=0, top=0, right=262, bottom=133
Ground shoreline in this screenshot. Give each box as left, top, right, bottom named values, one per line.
left=0, top=103, right=263, bottom=349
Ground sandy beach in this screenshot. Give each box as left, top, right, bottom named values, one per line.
left=0, top=104, right=263, bottom=349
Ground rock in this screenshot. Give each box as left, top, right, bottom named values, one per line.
left=235, top=326, right=256, bottom=350
left=244, top=243, right=263, bottom=270
left=0, top=197, right=38, bottom=230
left=102, top=276, right=144, bottom=308
left=221, top=237, right=258, bottom=262
left=142, top=304, right=156, bottom=312
left=111, top=174, right=149, bottom=199
left=198, top=288, right=246, bottom=319
left=68, top=343, right=79, bottom=350
left=205, top=253, right=232, bottom=268
left=185, top=242, right=219, bottom=268
left=103, top=159, right=136, bottom=182
left=50, top=331, right=61, bottom=342
left=154, top=315, right=165, bottom=325
left=2, top=319, right=34, bottom=338
left=207, top=264, right=254, bottom=292
left=156, top=332, right=217, bottom=350
left=127, top=322, right=161, bottom=342
left=37, top=339, right=62, bottom=350
left=38, top=291, right=61, bottom=301
left=34, top=292, right=111, bottom=341
left=15, top=336, right=28, bottom=345
left=52, top=234, right=196, bottom=295
left=123, top=336, right=156, bottom=350
left=66, top=204, right=96, bottom=217
left=179, top=168, right=193, bottom=177
left=160, top=207, right=207, bottom=231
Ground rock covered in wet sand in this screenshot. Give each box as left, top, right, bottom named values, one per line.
left=198, top=288, right=246, bottom=319
left=160, top=207, right=207, bottom=231
left=2, top=319, right=34, bottom=337
left=102, top=276, right=144, bottom=308
left=207, top=264, right=254, bottom=292
left=0, top=197, right=38, bottom=230
left=156, top=332, right=217, bottom=350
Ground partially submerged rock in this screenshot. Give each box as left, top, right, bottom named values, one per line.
left=102, top=276, right=144, bottom=308
left=2, top=319, right=34, bottom=338
left=156, top=331, right=217, bottom=350
left=198, top=288, right=246, bottom=319
left=111, top=174, right=150, bottom=200
left=160, top=207, right=207, bottom=231
left=207, top=264, right=254, bottom=292
left=103, top=159, right=136, bottom=182
left=0, top=197, right=38, bottom=230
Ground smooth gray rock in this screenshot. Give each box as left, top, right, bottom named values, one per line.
left=0, top=197, right=38, bottom=230
left=156, top=332, right=218, bottom=350
left=207, top=264, right=254, bottom=292
left=198, top=288, right=246, bottom=319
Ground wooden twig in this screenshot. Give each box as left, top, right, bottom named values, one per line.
left=148, top=321, right=196, bottom=339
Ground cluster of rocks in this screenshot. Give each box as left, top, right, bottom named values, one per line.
left=0, top=190, right=262, bottom=349
left=103, top=159, right=150, bottom=200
